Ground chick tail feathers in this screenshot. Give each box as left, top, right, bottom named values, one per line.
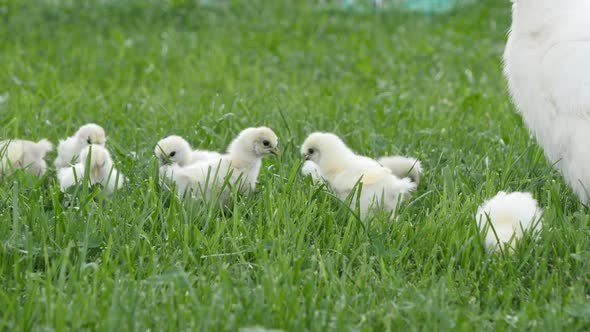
left=362, top=176, right=416, bottom=220
left=34, top=139, right=53, bottom=157
left=378, top=156, right=422, bottom=185
left=388, top=175, right=417, bottom=199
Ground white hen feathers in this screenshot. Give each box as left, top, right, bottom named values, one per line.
left=54, top=123, right=106, bottom=169
left=160, top=127, right=278, bottom=201
left=301, top=132, right=416, bottom=219
left=0, top=139, right=53, bottom=176
left=476, top=191, right=543, bottom=252
left=504, top=0, right=590, bottom=201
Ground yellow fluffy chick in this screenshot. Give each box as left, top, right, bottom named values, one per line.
left=301, top=132, right=416, bottom=220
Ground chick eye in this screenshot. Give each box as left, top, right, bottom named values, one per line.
left=87, top=138, right=92, bottom=144
left=262, top=139, right=270, bottom=147
left=308, top=148, right=314, bottom=154
left=169, top=151, right=176, bottom=157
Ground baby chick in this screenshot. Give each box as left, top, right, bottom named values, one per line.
left=162, top=127, right=278, bottom=201
left=54, top=123, right=106, bottom=169
left=154, top=135, right=221, bottom=167
left=476, top=191, right=543, bottom=252
left=58, top=144, right=125, bottom=195
left=301, top=132, right=416, bottom=220
left=0, top=139, right=53, bottom=176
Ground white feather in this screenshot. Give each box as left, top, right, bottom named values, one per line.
left=504, top=0, right=590, bottom=201
left=476, top=191, right=543, bottom=252
left=301, top=132, right=416, bottom=220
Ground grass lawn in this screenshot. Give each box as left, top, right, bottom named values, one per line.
left=2, top=0, right=590, bottom=330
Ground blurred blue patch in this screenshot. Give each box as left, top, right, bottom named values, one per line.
left=318, top=0, right=478, bottom=14
left=402, top=0, right=477, bottom=13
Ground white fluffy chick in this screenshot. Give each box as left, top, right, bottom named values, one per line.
left=154, top=135, right=221, bottom=167
left=0, top=139, right=53, bottom=176
left=54, top=123, right=106, bottom=169
left=476, top=191, right=543, bottom=252
left=162, top=127, right=278, bottom=200
left=301, top=132, right=416, bottom=220
left=58, top=144, right=125, bottom=195
left=504, top=0, right=590, bottom=202
left=377, top=156, right=422, bottom=185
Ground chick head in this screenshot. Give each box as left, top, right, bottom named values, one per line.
left=301, top=132, right=348, bottom=166
left=80, top=144, right=111, bottom=179
left=229, top=127, right=279, bottom=158
left=76, top=123, right=106, bottom=146
left=154, top=135, right=192, bottom=166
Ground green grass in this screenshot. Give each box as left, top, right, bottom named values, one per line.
left=2, top=0, right=590, bottom=330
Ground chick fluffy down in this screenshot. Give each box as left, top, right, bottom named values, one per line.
left=476, top=191, right=543, bottom=251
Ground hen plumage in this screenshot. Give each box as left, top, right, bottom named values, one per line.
left=504, top=0, right=590, bottom=201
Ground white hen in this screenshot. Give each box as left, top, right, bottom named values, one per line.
left=154, top=135, right=221, bottom=167
left=504, top=0, right=590, bottom=202
left=58, top=144, right=125, bottom=195
left=161, top=127, right=278, bottom=201
left=301, top=132, right=416, bottom=220
left=54, top=123, right=106, bottom=169
left=0, top=139, right=53, bottom=176
left=476, top=191, right=543, bottom=252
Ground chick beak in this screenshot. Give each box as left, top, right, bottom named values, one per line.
left=303, top=154, right=310, bottom=161
left=270, top=147, right=279, bottom=156
left=89, top=135, right=104, bottom=145
left=159, top=156, right=170, bottom=165
left=92, top=165, right=100, bottom=179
